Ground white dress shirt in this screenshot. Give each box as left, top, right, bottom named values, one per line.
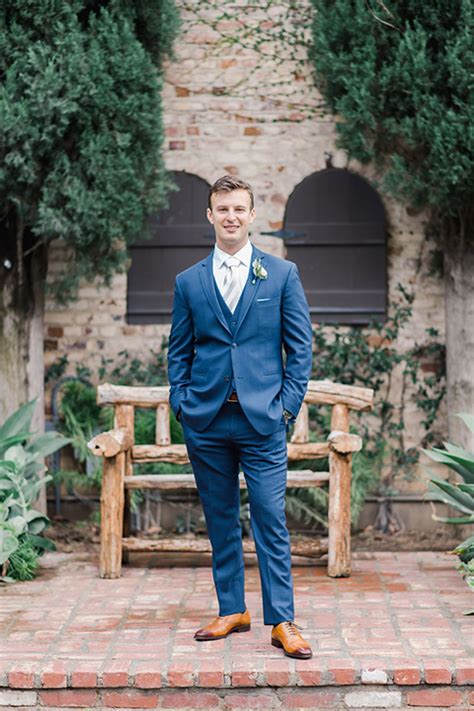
left=213, top=240, right=252, bottom=304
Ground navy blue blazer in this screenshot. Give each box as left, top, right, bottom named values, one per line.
left=167, top=245, right=313, bottom=436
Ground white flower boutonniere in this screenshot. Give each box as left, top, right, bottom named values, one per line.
left=251, top=257, right=268, bottom=284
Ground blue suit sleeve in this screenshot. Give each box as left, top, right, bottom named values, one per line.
left=167, top=277, right=194, bottom=418
left=280, top=263, right=313, bottom=419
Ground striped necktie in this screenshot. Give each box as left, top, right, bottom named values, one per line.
left=222, top=257, right=241, bottom=313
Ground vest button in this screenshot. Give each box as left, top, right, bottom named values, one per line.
left=232, top=342, right=237, bottom=348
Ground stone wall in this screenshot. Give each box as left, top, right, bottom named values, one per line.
left=44, top=1, right=446, bottom=494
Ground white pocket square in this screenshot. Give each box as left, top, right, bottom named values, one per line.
left=256, top=297, right=270, bottom=302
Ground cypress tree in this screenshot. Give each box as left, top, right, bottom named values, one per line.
left=0, top=1, right=179, bottom=446
left=309, top=0, right=474, bottom=447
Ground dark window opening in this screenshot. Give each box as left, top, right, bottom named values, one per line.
left=284, top=169, right=387, bottom=324
left=127, top=171, right=212, bottom=324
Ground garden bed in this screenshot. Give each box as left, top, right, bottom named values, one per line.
left=44, top=518, right=462, bottom=556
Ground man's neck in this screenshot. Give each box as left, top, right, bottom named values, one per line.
left=215, top=239, right=250, bottom=256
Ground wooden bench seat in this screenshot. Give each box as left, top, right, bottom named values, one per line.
left=123, top=470, right=331, bottom=490
left=88, top=379, right=374, bottom=579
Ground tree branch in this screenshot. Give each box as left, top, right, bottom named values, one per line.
left=22, top=236, right=53, bottom=259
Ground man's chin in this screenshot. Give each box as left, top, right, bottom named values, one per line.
left=216, top=234, right=249, bottom=253
left=219, top=232, right=245, bottom=243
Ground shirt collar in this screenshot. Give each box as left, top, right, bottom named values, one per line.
left=213, top=240, right=252, bottom=268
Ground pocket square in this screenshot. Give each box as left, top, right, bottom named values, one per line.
left=256, top=297, right=270, bottom=302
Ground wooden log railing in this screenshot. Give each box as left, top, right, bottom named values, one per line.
left=88, top=379, right=374, bottom=579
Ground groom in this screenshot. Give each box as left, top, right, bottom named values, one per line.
left=167, top=175, right=313, bottom=658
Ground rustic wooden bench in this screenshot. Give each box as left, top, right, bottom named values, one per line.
left=88, top=380, right=374, bottom=579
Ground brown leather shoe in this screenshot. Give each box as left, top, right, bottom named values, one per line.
left=271, top=621, right=312, bottom=659
left=194, top=609, right=251, bottom=641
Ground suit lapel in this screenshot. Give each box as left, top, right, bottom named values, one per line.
left=199, top=251, right=232, bottom=335
left=234, top=246, right=265, bottom=337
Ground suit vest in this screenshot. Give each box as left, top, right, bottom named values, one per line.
left=213, top=272, right=249, bottom=398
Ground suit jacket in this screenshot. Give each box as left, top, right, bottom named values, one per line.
left=167, top=245, right=313, bottom=436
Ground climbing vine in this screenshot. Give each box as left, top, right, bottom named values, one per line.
left=173, top=0, right=321, bottom=120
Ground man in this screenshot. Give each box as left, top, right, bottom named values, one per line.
left=167, top=175, right=313, bottom=659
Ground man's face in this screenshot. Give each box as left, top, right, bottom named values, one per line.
left=207, top=189, right=256, bottom=254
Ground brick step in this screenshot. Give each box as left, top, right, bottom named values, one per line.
left=4, top=551, right=472, bottom=709
left=2, top=684, right=472, bottom=709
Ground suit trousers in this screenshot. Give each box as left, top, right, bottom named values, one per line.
left=181, top=400, right=294, bottom=625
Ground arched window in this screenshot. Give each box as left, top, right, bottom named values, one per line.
left=284, top=169, right=387, bottom=324
left=127, top=171, right=212, bottom=324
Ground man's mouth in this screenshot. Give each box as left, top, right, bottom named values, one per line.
left=224, top=225, right=239, bottom=232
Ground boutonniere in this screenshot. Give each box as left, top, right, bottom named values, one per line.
left=251, top=257, right=268, bottom=284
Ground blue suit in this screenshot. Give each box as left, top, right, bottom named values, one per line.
left=167, top=245, right=312, bottom=624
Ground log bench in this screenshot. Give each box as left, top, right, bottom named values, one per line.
left=88, top=380, right=374, bottom=579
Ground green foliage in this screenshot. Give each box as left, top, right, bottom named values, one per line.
left=0, top=401, right=69, bottom=583
left=97, top=343, right=169, bottom=387
left=313, top=284, right=445, bottom=469
left=120, top=0, right=180, bottom=66
left=48, top=287, right=445, bottom=532
left=309, top=0, right=474, bottom=220
left=285, top=285, right=445, bottom=530
left=44, top=355, right=69, bottom=385
left=55, top=391, right=104, bottom=493
left=423, top=414, right=474, bottom=608
left=424, top=413, right=474, bottom=525
left=452, top=535, right=474, bottom=607
left=285, top=409, right=383, bottom=530
left=49, top=343, right=185, bottom=511
left=6, top=536, right=39, bottom=581
left=0, top=0, right=179, bottom=301
left=61, top=380, right=103, bottom=433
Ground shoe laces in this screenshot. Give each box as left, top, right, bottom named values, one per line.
left=280, top=621, right=303, bottom=636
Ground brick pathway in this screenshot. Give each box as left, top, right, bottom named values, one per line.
left=1, top=550, right=473, bottom=708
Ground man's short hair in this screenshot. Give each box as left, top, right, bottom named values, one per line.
left=208, top=175, right=254, bottom=210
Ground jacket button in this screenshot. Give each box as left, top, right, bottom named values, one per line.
left=232, top=342, right=237, bottom=348
left=224, top=375, right=230, bottom=381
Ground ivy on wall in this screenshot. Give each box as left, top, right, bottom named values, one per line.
left=175, top=0, right=320, bottom=120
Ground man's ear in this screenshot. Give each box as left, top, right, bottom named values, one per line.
left=249, top=207, right=256, bottom=223
left=206, top=207, right=214, bottom=224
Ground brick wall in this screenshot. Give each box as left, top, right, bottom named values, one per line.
left=44, top=1, right=446, bottom=494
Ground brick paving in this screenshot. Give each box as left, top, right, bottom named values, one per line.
left=0, top=550, right=473, bottom=708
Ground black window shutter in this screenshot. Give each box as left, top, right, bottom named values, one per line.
left=284, top=169, right=387, bottom=324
